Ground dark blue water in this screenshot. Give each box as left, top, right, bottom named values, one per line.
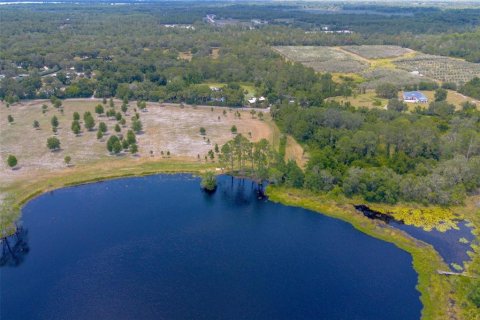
left=392, top=221, right=475, bottom=270
left=1, top=174, right=421, bottom=320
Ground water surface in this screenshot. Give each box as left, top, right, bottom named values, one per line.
left=1, top=174, right=421, bottom=319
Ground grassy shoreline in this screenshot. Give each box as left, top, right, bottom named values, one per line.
left=266, top=186, right=459, bottom=320
left=0, top=159, right=215, bottom=234
left=2, top=164, right=478, bottom=319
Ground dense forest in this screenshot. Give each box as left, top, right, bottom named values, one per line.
left=272, top=98, right=480, bottom=205
left=1, top=2, right=480, bottom=208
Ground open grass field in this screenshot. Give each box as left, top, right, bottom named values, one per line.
left=0, top=99, right=273, bottom=187
left=326, top=90, right=388, bottom=109
left=0, top=98, right=306, bottom=236
left=394, top=54, right=480, bottom=85
left=327, top=89, right=477, bottom=110
left=399, top=89, right=478, bottom=110
left=204, top=82, right=257, bottom=98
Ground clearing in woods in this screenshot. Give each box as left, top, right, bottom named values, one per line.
left=0, top=99, right=275, bottom=187
left=326, top=89, right=477, bottom=110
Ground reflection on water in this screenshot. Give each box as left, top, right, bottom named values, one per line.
left=2, top=175, right=421, bottom=320
left=0, top=226, right=29, bottom=267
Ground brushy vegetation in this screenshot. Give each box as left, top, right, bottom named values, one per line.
left=200, top=171, right=217, bottom=191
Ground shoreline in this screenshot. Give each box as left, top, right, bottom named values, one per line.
left=2, top=168, right=478, bottom=319
left=265, top=187, right=468, bottom=320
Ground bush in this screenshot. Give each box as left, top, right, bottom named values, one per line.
left=375, top=83, right=398, bottom=99
left=7, top=155, right=17, bottom=168
left=201, top=171, right=217, bottom=191
left=46, top=137, right=61, bottom=151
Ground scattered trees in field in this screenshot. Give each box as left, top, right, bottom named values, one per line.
left=129, top=143, right=138, bottom=154
left=107, top=135, right=122, bottom=154
left=106, top=109, right=116, bottom=118
left=137, top=100, right=147, bottom=111
left=71, top=120, right=81, bottom=135
left=51, top=115, right=59, bottom=129
left=434, top=88, right=448, bottom=101
left=52, top=98, right=62, bottom=109
left=99, top=122, right=107, bottom=133
left=95, top=104, right=105, bottom=116
left=47, top=137, right=61, bottom=151
left=122, top=139, right=129, bottom=150
left=231, top=125, right=237, bottom=134
left=126, top=130, right=136, bottom=144
left=84, top=112, right=95, bottom=131
left=132, top=119, right=142, bottom=133
left=97, top=129, right=103, bottom=140
left=199, top=127, right=206, bottom=135
left=7, top=115, right=14, bottom=124
left=33, top=120, right=40, bottom=129
left=7, top=155, right=17, bottom=169
left=64, top=155, right=71, bottom=166
left=114, top=123, right=121, bottom=133
left=73, top=112, right=80, bottom=121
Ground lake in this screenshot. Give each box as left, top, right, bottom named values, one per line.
left=0, top=174, right=421, bottom=319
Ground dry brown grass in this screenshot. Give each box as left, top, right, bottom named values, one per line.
left=178, top=51, right=192, bottom=61
left=210, top=47, right=220, bottom=59
left=0, top=99, right=273, bottom=187
left=285, top=136, right=308, bottom=168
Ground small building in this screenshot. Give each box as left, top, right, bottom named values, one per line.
left=403, top=91, right=428, bottom=103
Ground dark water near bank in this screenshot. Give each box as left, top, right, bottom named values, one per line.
left=355, top=205, right=476, bottom=269
left=392, top=221, right=475, bottom=269
left=1, top=174, right=421, bottom=320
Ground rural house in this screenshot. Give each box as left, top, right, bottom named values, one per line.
left=403, top=91, right=428, bottom=103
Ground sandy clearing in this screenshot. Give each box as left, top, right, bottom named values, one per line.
left=0, top=99, right=273, bottom=185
